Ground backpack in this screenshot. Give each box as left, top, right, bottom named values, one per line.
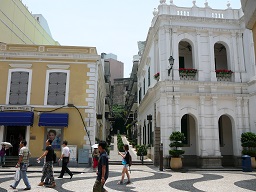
left=126, top=151, right=132, bottom=173
left=128, top=153, right=132, bottom=167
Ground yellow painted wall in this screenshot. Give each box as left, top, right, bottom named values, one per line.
left=69, top=64, right=90, bottom=106
left=0, top=62, right=9, bottom=103
left=0, top=0, right=58, bottom=45
left=0, top=44, right=99, bottom=159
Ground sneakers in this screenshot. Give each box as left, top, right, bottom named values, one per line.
left=70, top=174, right=73, bottom=179
left=38, top=182, right=44, bottom=186
left=125, top=180, right=131, bottom=184
left=117, top=181, right=123, bottom=185
left=24, top=187, right=31, bottom=190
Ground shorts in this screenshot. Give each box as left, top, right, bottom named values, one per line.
left=122, top=164, right=128, bottom=168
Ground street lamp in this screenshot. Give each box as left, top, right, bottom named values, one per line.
left=168, top=56, right=175, bottom=76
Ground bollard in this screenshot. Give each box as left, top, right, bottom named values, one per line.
left=159, top=143, right=163, bottom=171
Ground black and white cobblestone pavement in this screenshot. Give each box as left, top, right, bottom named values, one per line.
left=1, top=135, right=256, bottom=191
left=0, top=165, right=256, bottom=192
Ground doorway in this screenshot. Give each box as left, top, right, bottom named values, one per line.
left=5, top=126, right=26, bottom=156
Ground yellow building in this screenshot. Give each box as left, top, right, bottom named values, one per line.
left=0, top=0, right=58, bottom=45
left=0, top=43, right=105, bottom=165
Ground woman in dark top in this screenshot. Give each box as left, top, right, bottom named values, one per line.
left=37, top=139, right=56, bottom=188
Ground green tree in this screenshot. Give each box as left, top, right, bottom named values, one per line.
left=112, top=105, right=126, bottom=134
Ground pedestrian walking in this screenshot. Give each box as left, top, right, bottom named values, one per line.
left=37, top=139, right=56, bottom=188
left=0, top=144, right=6, bottom=166
left=10, top=140, right=31, bottom=190
left=93, top=141, right=109, bottom=192
left=58, top=140, right=73, bottom=179
left=117, top=144, right=131, bottom=185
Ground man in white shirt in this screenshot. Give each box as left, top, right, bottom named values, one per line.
left=58, top=140, right=73, bottom=179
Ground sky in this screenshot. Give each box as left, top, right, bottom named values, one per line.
left=22, top=0, right=241, bottom=77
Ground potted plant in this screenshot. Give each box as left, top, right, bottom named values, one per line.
left=154, top=72, right=160, bottom=81
left=241, top=132, right=256, bottom=168
left=179, top=68, right=197, bottom=76
left=215, top=69, right=233, bottom=77
left=137, top=145, right=147, bottom=164
left=169, top=131, right=185, bottom=169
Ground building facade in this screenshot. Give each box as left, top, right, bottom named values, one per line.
left=0, top=0, right=58, bottom=45
left=137, top=1, right=255, bottom=168
left=102, top=53, right=124, bottom=84
left=0, top=43, right=105, bottom=164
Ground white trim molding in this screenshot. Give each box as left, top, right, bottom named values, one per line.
left=47, top=64, right=70, bottom=69
left=9, top=64, right=32, bottom=68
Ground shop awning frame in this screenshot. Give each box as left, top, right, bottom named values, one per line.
left=38, top=113, right=69, bottom=127
left=0, top=112, right=34, bottom=126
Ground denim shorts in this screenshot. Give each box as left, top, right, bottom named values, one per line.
left=122, top=164, right=128, bottom=168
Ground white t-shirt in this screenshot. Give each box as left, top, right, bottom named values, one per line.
left=62, top=146, right=70, bottom=157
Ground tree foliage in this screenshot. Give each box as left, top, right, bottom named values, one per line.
left=112, top=104, right=125, bottom=119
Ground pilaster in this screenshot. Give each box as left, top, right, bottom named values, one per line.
left=196, top=31, right=204, bottom=81
left=212, top=96, right=221, bottom=156
left=209, top=32, right=217, bottom=81
left=199, top=96, right=208, bottom=156
left=174, top=95, right=180, bottom=131
left=231, top=32, right=241, bottom=82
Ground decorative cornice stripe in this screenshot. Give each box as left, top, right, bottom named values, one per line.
left=47, top=64, right=70, bottom=69
left=9, top=64, right=32, bottom=68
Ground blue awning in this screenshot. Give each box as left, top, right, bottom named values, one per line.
left=39, top=113, right=69, bottom=127
left=0, top=112, right=34, bottom=126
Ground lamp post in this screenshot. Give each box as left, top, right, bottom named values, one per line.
left=168, top=56, right=175, bottom=77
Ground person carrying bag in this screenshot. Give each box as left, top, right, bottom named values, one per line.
left=10, top=140, right=31, bottom=190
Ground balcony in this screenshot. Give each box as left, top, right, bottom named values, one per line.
left=215, top=69, right=233, bottom=82
left=179, top=68, right=197, bottom=80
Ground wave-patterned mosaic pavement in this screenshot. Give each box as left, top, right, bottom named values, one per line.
left=0, top=165, right=255, bottom=192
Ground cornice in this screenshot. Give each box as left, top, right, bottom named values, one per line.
left=9, top=64, right=32, bottom=68
left=0, top=52, right=100, bottom=61
left=47, top=64, right=70, bottom=69
left=138, top=80, right=250, bottom=112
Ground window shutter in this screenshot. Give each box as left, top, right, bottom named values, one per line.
left=9, top=72, right=29, bottom=105
left=47, top=72, right=67, bottom=105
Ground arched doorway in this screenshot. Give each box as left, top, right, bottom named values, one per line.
left=181, top=114, right=197, bottom=166
left=218, top=115, right=234, bottom=166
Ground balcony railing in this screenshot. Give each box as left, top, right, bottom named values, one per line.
left=179, top=68, right=197, bottom=80
left=216, top=73, right=232, bottom=82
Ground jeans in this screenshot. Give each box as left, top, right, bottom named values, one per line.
left=0, top=156, right=5, bottom=165
left=12, top=169, right=31, bottom=188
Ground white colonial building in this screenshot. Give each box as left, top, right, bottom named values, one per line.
left=137, top=0, right=256, bottom=168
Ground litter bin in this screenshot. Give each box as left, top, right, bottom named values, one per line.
left=242, top=155, right=252, bottom=172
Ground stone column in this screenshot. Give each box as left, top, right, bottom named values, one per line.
left=160, top=93, right=169, bottom=154
left=158, top=26, right=168, bottom=81
left=172, top=28, right=180, bottom=80
left=196, top=31, right=203, bottom=81
left=199, top=96, right=208, bottom=156
left=209, top=31, right=217, bottom=81
left=231, top=32, right=241, bottom=82
left=174, top=95, right=180, bottom=131
left=212, top=96, right=221, bottom=156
